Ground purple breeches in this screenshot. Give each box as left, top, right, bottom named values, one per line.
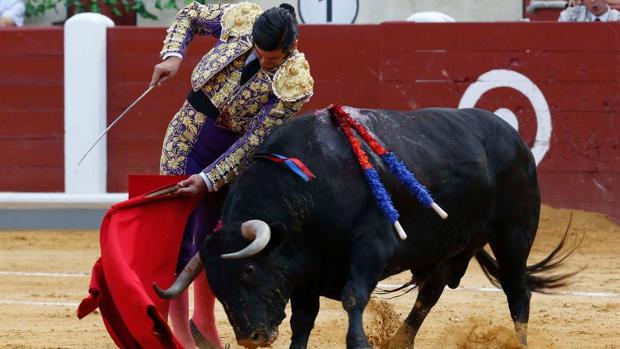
left=159, top=101, right=239, bottom=272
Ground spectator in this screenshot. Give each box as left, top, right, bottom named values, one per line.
left=0, top=0, right=24, bottom=27
left=559, top=0, right=620, bottom=21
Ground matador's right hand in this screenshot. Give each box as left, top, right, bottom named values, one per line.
left=150, top=56, right=182, bottom=87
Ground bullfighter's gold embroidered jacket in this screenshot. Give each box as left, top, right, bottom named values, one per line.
left=160, top=1, right=314, bottom=190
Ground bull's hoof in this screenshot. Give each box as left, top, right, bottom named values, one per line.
left=387, top=325, right=415, bottom=349
left=346, top=335, right=373, bottom=349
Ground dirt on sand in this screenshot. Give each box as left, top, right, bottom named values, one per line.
left=1, top=205, right=619, bottom=348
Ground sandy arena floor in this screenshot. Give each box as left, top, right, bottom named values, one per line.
left=1, top=205, right=619, bottom=349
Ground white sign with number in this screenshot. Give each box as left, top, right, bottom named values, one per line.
left=298, top=0, right=359, bottom=24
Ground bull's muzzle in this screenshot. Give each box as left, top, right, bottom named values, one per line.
left=237, top=329, right=278, bottom=348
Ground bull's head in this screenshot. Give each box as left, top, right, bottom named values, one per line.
left=153, top=220, right=294, bottom=348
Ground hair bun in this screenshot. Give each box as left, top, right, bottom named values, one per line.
left=279, top=3, right=297, bottom=20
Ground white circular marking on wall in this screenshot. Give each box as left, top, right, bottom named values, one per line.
left=458, top=69, right=552, bottom=165
left=494, top=108, right=519, bottom=130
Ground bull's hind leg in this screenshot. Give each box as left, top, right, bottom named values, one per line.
left=483, top=148, right=540, bottom=346
left=487, top=226, right=535, bottom=346
left=388, top=271, right=447, bottom=349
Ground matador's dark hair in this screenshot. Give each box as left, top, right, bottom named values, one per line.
left=252, top=3, right=298, bottom=52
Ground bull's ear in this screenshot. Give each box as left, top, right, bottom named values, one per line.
left=264, top=221, right=289, bottom=252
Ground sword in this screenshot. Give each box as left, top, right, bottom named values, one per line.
left=76, top=84, right=157, bottom=169
left=145, top=184, right=181, bottom=198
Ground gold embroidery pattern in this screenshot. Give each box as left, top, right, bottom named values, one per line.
left=159, top=2, right=317, bottom=189
left=159, top=101, right=207, bottom=175
left=160, top=3, right=231, bottom=57
left=191, top=40, right=252, bottom=91
left=273, top=51, right=314, bottom=102
left=221, top=2, right=262, bottom=42
left=203, top=98, right=306, bottom=190
left=215, top=112, right=250, bottom=134
left=201, top=54, right=246, bottom=108
left=217, top=70, right=272, bottom=132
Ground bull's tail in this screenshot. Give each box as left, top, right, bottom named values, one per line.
left=475, top=222, right=583, bottom=293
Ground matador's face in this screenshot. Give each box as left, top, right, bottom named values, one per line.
left=254, top=40, right=298, bottom=70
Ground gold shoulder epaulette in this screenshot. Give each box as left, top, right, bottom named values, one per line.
left=273, top=52, right=314, bottom=102
left=221, top=2, right=262, bottom=41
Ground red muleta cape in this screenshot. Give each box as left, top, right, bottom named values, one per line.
left=77, top=176, right=196, bottom=349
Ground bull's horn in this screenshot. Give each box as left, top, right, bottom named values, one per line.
left=220, top=220, right=271, bottom=259
left=152, top=252, right=203, bottom=300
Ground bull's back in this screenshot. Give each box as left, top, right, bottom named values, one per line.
left=245, top=107, right=538, bottom=278
left=254, top=107, right=536, bottom=244
left=261, top=106, right=531, bottom=208
left=262, top=107, right=530, bottom=184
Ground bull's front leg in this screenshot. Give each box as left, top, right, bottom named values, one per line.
left=341, top=281, right=372, bottom=349
left=289, top=288, right=320, bottom=349
left=341, top=231, right=393, bottom=349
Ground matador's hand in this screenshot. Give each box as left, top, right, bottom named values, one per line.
left=174, top=174, right=207, bottom=197
left=150, top=56, right=181, bottom=87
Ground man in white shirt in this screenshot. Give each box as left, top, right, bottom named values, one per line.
left=0, top=0, right=24, bottom=27
left=559, top=0, right=620, bottom=21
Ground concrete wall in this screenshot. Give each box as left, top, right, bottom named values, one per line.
left=406, top=0, right=523, bottom=22
left=24, top=0, right=524, bottom=26
left=139, top=0, right=525, bottom=26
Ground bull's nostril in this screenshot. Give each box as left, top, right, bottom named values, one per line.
left=251, top=332, right=260, bottom=342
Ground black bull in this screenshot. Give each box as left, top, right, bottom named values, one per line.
left=156, top=107, right=577, bottom=349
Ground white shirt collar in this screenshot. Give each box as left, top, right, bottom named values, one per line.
left=244, top=51, right=257, bottom=66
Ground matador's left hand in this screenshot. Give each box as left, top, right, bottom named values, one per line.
left=174, top=174, right=207, bottom=196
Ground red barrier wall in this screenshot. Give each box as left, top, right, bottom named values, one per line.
left=377, top=23, right=620, bottom=223
left=0, top=28, right=64, bottom=191
left=2, top=23, right=618, bottom=222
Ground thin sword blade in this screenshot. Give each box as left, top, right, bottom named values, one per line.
left=75, top=85, right=156, bottom=169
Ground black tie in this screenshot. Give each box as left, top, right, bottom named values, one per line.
left=240, top=58, right=261, bottom=85
left=595, top=17, right=601, bottom=21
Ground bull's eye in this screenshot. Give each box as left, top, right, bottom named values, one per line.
left=241, top=263, right=256, bottom=281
